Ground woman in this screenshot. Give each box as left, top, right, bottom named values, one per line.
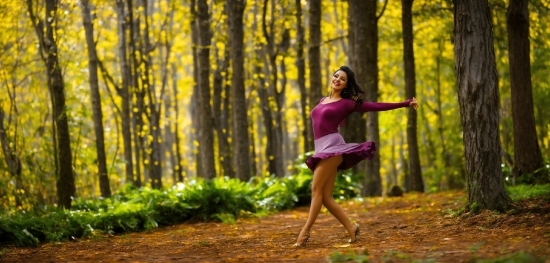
left=294, top=66, right=418, bottom=247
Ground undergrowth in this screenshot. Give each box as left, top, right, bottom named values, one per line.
left=0, top=157, right=363, bottom=247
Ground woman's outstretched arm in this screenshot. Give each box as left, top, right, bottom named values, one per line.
left=354, top=99, right=412, bottom=112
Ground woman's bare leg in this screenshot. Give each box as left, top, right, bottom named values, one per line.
left=322, top=169, right=359, bottom=239
left=295, top=155, right=343, bottom=244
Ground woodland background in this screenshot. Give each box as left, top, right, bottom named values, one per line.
left=0, top=0, right=549, bottom=211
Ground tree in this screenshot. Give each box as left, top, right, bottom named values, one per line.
left=363, top=0, right=382, bottom=196
left=227, top=0, right=252, bottom=180
left=506, top=0, right=546, bottom=184
left=401, top=0, right=424, bottom=192
left=308, top=0, right=323, bottom=109
left=196, top=0, right=216, bottom=179
left=295, top=0, right=313, bottom=154
left=114, top=0, right=134, bottom=185
left=343, top=0, right=367, bottom=177
left=453, top=0, right=512, bottom=211
left=80, top=0, right=111, bottom=197
left=26, top=0, right=76, bottom=208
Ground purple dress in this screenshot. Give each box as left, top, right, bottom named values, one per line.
left=305, top=98, right=411, bottom=171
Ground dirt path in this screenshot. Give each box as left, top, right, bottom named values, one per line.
left=2, top=191, right=549, bottom=262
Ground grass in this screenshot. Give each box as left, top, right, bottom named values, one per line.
left=506, top=184, right=550, bottom=201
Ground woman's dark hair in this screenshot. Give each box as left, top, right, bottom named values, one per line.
left=332, top=66, right=365, bottom=107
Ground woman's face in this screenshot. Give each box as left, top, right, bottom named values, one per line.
left=331, top=70, right=348, bottom=91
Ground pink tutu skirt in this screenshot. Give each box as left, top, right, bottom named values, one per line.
left=305, top=133, right=377, bottom=171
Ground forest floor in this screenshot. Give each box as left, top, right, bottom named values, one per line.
left=2, top=191, right=550, bottom=263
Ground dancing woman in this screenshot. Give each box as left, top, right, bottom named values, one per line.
left=294, top=66, right=419, bottom=247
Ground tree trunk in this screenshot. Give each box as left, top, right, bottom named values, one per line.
left=0, top=109, right=23, bottom=207
left=454, top=0, right=512, bottom=211
left=401, top=0, right=424, bottom=192
left=27, top=0, right=76, bottom=208
left=115, top=0, right=134, bottom=185
left=196, top=0, right=216, bottom=179
left=138, top=0, right=163, bottom=188
left=171, top=63, right=184, bottom=182
left=363, top=0, right=382, bottom=197
left=190, top=0, right=203, bottom=178
left=308, top=0, right=323, bottom=108
left=80, top=0, right=111, bottom=197
left=227, top=0, right=252, bottom=180
left=506, top=0, right=546, bottom=184
left=343, top=0, right=367, bottom=178
left=295, top=0, right=313, bottom=154
left=128, top=0, right=144, bottom=187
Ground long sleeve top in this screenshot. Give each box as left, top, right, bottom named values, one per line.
left=311, top=98, right=411, bottom=140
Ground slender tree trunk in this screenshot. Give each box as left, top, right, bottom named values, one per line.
left=196, top=0, right=216, bottom=179
left=308, top=0, right=323, bottom=108
left=228, top=0, right=251, bottom=180
left=295, top=0, right=313, bottom=154
left=81, top=0, right=111, bottom=197
left=27, top=0, right=76, bottom=208
left=115, top=0, right=134, bottom=185
left=171, top=63, right=184, bottom=182
left=401, top=0, right=424, bottom=192
left=0, top=109, right=23, bottom=206
left=128, top=0, right=144, bottom=187
left=506, top=0, right=546, bottom=183
left=190, top=0, right=203, bottom=178
left=364, top=0, right=382, bottom=197
left=454, top=0, right=512, bottom=211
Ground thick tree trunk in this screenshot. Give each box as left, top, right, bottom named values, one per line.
left=115, top=0, right=134, bottom=185
left=295, top=0, right=313, bottom=154
left=454, top=0, right=512, bottom=211
left=363, top=0, right=382, bottom=197
left=401, top=0, right=424, bottom=192
left=81, top=0, right=111, bottom=197
left=27, top=0, right=76, bottom=208
left=506, top=0, right=546, bottom=183
left=308, top=0, right=323, bottom=109
left=196, top=0, right=216, bottom=179
left=343, top=0, right=367, bottom=177
left=227, top=0, right=251, bottom=180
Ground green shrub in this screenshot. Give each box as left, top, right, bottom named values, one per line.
left=506, top=184, right=550, bottom=201
left=0, top=157, right=365, bottom=247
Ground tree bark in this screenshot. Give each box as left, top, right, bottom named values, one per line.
left=27, top=0, right=76, bottom=208
left=171, top=63, right=184, bottom=182
left=401, top=0, right=424, bottom=192
left=196, top=0, right=216, bottom=179
left=454, top=0, right=512, bottom=211
left=227, top=0, right=252, bottom=180
left=363, top=0, right=382, bottom=197
left=343, top=0, right=367, bottom=178
left=506, top=0, right=546, bottom=183
left=0, top=109, right=23, bottom=207
left=190, top=0, right=203, bottom=178
left=80, top=0, right=111, bottom=197
left=308, top=0, right=323, bottom=109
left=115, top=0, right=134, bottom=185
left=295, top=0, right=313, bottom=154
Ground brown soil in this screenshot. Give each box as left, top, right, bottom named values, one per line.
left=2, top=191, right=549, bottom=262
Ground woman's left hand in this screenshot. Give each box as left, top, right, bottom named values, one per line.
left=410, top=97, right=419, bottom=110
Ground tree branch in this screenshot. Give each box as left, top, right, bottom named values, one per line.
left=377, top=0, right=389, bottom=20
